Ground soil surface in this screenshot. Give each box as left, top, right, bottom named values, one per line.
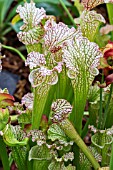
left=2, top=31, right=31, bottom=102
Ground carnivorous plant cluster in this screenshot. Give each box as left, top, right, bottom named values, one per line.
left=1, top=0, right=113, bottom=169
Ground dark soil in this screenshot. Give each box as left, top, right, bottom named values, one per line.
left=2, top=30, right=31, bottom=101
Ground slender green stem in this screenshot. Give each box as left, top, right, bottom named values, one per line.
left=66, top=83, right=74, bottom=102
left=12, top=146, right=28, bottom=170
left=100, top=132, right=110, bottom=167
left=60, top=119, right=100, bottom=170
left=106, top=3, right=113, bottom=41
left=0, top=136, right=10, bottom=170
left=72, top=144, right=80, bottom=169
left=102, top=83, right=113, bottom=129
left=98, top=74, right=104, bottom=129
left=2, top=44, right=26, bottom=61
left=43, top=85, right=56, bottom=117
left=32, top=87, right=50, bottom=129
left=26, top=43, right=46, bottom=130
left=59, top=0, right=77, bottom=28
left=98, top=87, right=103, bottom=129
left=56, top=67, right=67, bottom=99
left=32, top=88, right=39, bottom=129
left=110, top=141, right=113, bottom=170
left=81, top=118, right=90, bottom=139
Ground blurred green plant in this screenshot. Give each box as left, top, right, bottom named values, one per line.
left=0, top=0, right=14, bottom=41
left=35, top=0, right=79, bottom=25
left=0, top=0, right=27, bottom=41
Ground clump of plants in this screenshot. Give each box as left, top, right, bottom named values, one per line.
left=1, top=0, right=113, bottom=169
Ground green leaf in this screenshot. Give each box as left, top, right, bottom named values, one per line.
left=35, top=0, right=71, bottom=6
left=87, top=85, right=100, bottom=103
left=12, top=146, right=28, bottom=170
left=6, top=1, right=24, bottom=22
left=79, top=146, right=101, bottom=170
left=47, top=123, right=68, bottom=142
left=0, top=136, right=10, bottom=170
left=29, top=144, right=52, bottom=170
left=105, top=96, right=113, bottom=128
left=36, top=3, right=63, bottom=16
left=43, top=85, right=56, bottom=117
left=18, top=110, right=32, bottom=124
left=0, top=108, right=9, bottom=130
left=49, top=161, right=76, bottom=170
left=33, top=160, right=50, bottom=170
left=48, top=161, right=66, bottom=170
left=66, top=164, right=76, bottom=170
left=73, top=0, right=83, bottom=14
left=91, top=131, right=113, bottom=166
left=11, top=14, right=21, bottom=25
left=80, top=10, right=105, bottom=41
left=0, top=0, right=13, bottom=25
left=3, top=124, right=28, bottom=146
left=29, top=144, right=52, bottom=161
left=63, top=29, right=102, bottom=133
left=107, top=3, right=113, bottom=40
left=91, top=132, right=113, bottom=149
